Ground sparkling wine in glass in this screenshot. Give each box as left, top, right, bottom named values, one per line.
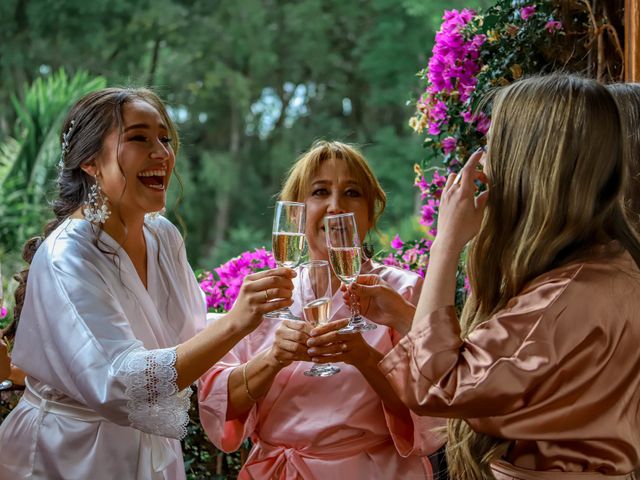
left=300, top=260, right=340, bottom=377
left=324, top=213, right=376, bottom=333
left=265, top=201, right=306, bottom=320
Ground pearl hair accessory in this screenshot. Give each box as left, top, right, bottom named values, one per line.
left=58, top=119, right=76, bottom=169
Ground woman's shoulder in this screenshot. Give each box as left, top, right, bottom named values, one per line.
left=144, top=213, right=183, bottom=246
left=510, top=251, right=640, bottom=317
left=39, top=219, right=100, bottom=263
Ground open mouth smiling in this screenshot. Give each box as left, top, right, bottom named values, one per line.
left=137, top=169, right=167, bottom=191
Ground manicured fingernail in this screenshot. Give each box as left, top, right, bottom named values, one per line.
left=312, top=357, right=320, bottom=363
left=308, top=348, right=317, bottom=355
left=307, top=339, right=315, bottom=346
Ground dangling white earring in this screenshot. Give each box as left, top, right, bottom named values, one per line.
left=83, top=178, right=111, bottom=224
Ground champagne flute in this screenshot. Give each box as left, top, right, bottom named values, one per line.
left=265, top=201, right=306, bottom=320
left=324, top=213, right=376, bottom=333
left=300, top=260, right=340, bottom=377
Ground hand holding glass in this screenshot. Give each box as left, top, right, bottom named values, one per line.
left=300, top=260, right=340, bottom=377
left=324, top=213, right=376, bottom=333
left=265, top=201, right=306, bottom=320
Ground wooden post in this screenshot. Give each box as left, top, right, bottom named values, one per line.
left=626, top=0, right=640, bottom=81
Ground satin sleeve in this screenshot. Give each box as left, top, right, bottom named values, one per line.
left=12, top=248, right=190, bottom=439
left=380, top=271, right=577, bottom=420
left=382, top=276, right=446, bottom=456
left=198, top=317, right=258, bottom=453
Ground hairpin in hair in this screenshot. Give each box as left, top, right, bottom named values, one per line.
left=58, top=119, right=76, bottom=169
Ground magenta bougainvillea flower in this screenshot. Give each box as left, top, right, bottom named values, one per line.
left=199, top=248, right=276, bottom=312
left=545, top=20, right=563, bottom=33
left=520, top=5, right=536, bottom=20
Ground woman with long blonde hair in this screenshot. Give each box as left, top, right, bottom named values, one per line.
left=344, top=75, right=640, bottom=479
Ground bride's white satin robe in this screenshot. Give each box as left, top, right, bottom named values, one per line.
left=0, top=217, right=205, bottom=479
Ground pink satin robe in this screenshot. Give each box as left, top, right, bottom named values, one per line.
left=381, top=250, right=640, bottom=476
left=199, top=261, right=444, bottom=480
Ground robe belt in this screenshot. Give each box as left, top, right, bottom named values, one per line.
left=243, top=434, right=392, bottom=480
left=21, top=378, right=177, bottom=472
left=491, top=460, right=639, bottom=480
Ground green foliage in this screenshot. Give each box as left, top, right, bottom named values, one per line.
left=0, top=70, right=106, bottom=255
left=181, top=389, right=247, bottom=479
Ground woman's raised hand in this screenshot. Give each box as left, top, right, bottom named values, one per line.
left=340, top=275, right=415, bottom=335
left=229, top=267, right=296, bottom=332
left=266, top=319, right=313, bottom=368
left=437, top=149, right=489, bottom=252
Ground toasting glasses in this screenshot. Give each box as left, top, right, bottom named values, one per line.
left=265, top=201, right=306, bottom=320
left=324, top=213, right=376, bottom=333
left=300, top=260, right=340, bottom=377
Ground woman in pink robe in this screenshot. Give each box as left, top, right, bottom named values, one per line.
left=344, top=75, right=640, bottom=479
left=198, top=141, right=443, bottom=479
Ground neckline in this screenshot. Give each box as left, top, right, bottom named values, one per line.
left=64, top=218, right=155, bottom=292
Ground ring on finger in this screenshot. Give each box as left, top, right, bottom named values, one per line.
left=264, top=290, right=269, bottom=302
left=341, top=343, right=348, bottom=352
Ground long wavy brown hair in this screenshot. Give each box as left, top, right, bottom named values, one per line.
left=446, top=75, right=640, bottom=479
left=606, top=83, right=640, bottom=229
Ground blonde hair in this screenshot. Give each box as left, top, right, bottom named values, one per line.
left=279, top=140, right=387, bottom=228
left=606, top=83, right=640, bottom=229
left=447, top=75, right=640, bottom=478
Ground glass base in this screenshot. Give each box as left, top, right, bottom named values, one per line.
left=264, top=307, right=301, bottom=321
left=304, top=364, right=340, bottom=377
left=338, top=315, right=377, bottom=334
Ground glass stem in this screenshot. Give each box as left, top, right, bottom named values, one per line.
left=348, top=285, right=362, bottom=321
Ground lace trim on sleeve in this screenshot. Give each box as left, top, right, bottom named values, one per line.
left=122, top=347, right=191, bottom=439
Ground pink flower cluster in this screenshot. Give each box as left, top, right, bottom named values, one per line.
left=545, top=20, right=562, bottom=33
left=520, top=5, right=536, bottom=20
left=0, top=306, right=6, bottom=319
left=415, top=170, right=447, bottom=234
left=417, top=9, right=486, bottom=136
left=383, top=236, right=432, bottom=278
left=199, top=248, right=276, bottom=312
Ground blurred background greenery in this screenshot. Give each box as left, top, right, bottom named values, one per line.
left=0, top=0, right=489, bottom=286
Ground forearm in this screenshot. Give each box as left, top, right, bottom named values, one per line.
left=175, top=311, right=254, bottom=390
left=413, top=240, right=462, bottom=327
left=226, top=349, right=282, bottom=420
left=388, top=300, right=417, bottom=336
left=357, top=347, right=411, bottom=418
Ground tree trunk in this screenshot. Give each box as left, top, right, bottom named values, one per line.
left=210, top=97, right=241, bottom=254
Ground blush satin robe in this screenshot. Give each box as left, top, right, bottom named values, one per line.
left=198, top=261, right=444, bottom=480
left=381, top=250, right=640, bottom=478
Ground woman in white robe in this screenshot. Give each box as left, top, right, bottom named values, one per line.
left=0, top=88, right=294, bottom=480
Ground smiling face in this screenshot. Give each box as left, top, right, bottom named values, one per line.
left=304, top=157, right=372, bottom=260
left=90, top=99, right=175, bottom=219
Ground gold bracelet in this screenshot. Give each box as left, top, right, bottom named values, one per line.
left=242, top=361, right=259, bottom=403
